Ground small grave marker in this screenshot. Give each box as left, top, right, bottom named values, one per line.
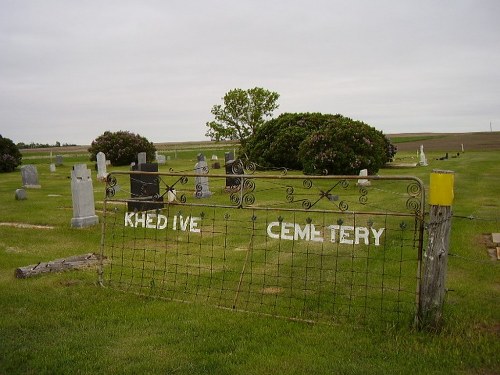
left=357, top=169, right=371, bottom=187
left=15, top=189, right=27, bottom=200
left=20, top=165, right=41, bottom=188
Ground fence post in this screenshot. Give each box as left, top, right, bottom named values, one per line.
left=418, top=169, right=454, bottom=330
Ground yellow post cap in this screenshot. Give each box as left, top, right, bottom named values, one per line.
left=429, top=169, right=454, bottom=206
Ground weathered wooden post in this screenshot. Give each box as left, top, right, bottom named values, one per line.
left=418, top=169, right=454, bottom=330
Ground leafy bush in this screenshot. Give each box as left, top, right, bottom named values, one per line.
left=298, top=119, right=396, bottom=175
left=242, top=113, right=395, bottom=175
left=88, top=131, right=156, bottom=166
left=241, top=113, right=330, bottom=169
left=0, top=135, right=22, bottom=172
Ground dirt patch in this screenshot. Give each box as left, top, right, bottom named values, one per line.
left=476, top=234, right=499, bottom=261
left=262, top=287, right=283, bottom=294
left=390, top=132, right=500, bottom=152
left=0, top=222, right=54, bottom=230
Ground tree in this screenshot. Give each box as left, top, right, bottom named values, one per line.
left=205, top=87, right=279, bottom=144
left=241, top=113, right=335, bottom=169
left=88, top=131, right=156, bottom=166
left=242, top=112, right=396, bottom=175
left=298, top=118, right=396, bottom=175
left=0, top=135, right=22, bottom=172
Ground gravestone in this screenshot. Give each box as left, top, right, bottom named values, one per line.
left=224, top=151, right=241, bottom=189
left=419, top=145, right=428, bottom=166
left=15, top=189, right=27, bottom=200
left=194, top=153, right=212, bottom=198
left=357, top=169, right=371, bottom=187
left=20, top=165, right=41, bottom=188
left=70, top=164, right=99, bottom=228
left=156, top=152, right=166, bottom=165
left=55, top=155, right=63, bottom=166
left=96, top=152, right=107, bottom=182
left=49, top=163, right=56, bottom=173
left=128, top=163, right=163, bottom=212
left=137, top=152, right=147, bottom=166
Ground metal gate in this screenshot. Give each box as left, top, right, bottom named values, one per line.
left=99, top=163, right=425, bottom=326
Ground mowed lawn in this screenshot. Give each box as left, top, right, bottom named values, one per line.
left=0, top=139, right=499, bottom=375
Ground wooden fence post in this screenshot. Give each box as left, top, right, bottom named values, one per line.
left=418, top=169, right=454, bottom=330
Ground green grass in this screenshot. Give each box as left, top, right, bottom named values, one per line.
left=0, top=148, right=499, bottom=374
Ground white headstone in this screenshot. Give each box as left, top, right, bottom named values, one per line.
left=70, top=164, right=99, bottom=228
left=138, top=152, right=147, bottom=165
left=357, top=169, right=371, bottom=187
left=419, top=145, right=428, bottom=166
left=15, top=189, right=27, bottom=200
left=194, top=153, right=212, bottom=198
left=49, top=163, right=56, bottom=173
left=20, top=165, right=41, bottom=188
left=156, top=152, right=166, bottom=165
left=96, top=152, right=107, bottom=182
left=167, top=189, right=177, bottom=202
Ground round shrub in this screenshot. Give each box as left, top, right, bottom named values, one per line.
left=241, top=113, right=331, bottom=169
left=88, top=131, right=156, bottom=166
left=242, top=112, right=395, bottom=175
left=298, top=118, right=395, bottom=175
left=0, top=135, right=22, bottom=173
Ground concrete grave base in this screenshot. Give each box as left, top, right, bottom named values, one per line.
left=71, top=215, right=99, bottom=228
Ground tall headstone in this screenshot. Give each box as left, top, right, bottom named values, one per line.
left=194, top=153, right=212, bottom=198
left=96, top=152, right=107, bottom=182
left=21, top=165, right=41, bottom=188
left=70, top=164, right=99, bottom=228
left=419, top=145, right=428, bottom=166
left=137, top=152, right=147, bottom=166
left=128, top=163, right=163, bottom=212
left=55, top=155, right=63, bottom=166
left=357, top=169, right=371, bottom=187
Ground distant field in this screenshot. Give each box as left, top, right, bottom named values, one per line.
left=388, top=131, right=500, bottom=152
left=20, top=132, right=500, bottom=156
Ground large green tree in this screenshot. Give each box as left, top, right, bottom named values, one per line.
left=205, top=87, right=279, bottom=144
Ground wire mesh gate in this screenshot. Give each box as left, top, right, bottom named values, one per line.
left=99, top=166, right=425, bottom=326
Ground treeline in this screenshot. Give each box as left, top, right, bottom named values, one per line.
left=17, top=141, right=77, bottom=149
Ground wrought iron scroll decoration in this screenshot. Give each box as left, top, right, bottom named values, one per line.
left=405, top=181, right=422, bottom=214
left=285, top=178, right=351, bottom=211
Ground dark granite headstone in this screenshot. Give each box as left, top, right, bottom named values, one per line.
left=128, top=163, right=163, bottom=212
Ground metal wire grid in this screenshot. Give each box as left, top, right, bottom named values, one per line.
left=100, top=172, right=423, bottom=326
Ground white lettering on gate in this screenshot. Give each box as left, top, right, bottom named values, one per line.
left=124, top=212, right=199, bottom=233
left=124, top=213, right=384, bottom=245
left=268, top=221, right=385, bottom=246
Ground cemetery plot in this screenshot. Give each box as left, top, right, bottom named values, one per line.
left=100, top=170, right=425, bottom=326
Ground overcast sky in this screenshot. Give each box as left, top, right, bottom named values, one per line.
left=1, top=0, right=499, bottom=145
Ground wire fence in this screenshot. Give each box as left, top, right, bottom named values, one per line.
left=99, top=171, right=427, bottom=327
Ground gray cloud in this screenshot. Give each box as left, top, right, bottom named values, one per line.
left=1, top=0, right=499, bottom=145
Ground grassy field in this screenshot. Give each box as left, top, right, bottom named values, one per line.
left=1, top=139, right=499, bottom=374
